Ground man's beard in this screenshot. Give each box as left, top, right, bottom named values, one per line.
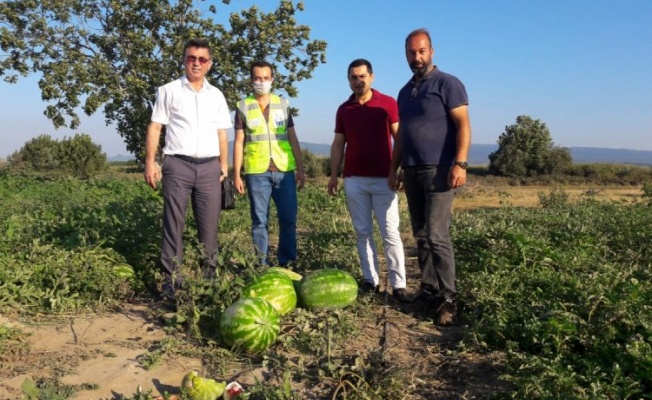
left=410, top=62, right=430, bottom=77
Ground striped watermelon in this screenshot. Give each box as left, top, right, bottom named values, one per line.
left=219, top=297, right=280, bottom=353
left=298, top=269, right=358, bottom=310
left=265, top=267, right=303, bottom=292
left=112, top=264, right=135, bottom=279
left=242, top=270, right=297, bottom=316
left=266, top=267, right=302, bottom=282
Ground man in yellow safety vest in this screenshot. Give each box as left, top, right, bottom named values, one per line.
left=233, top=60, right=306, bottom=266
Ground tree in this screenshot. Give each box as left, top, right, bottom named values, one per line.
left=59, top=134, right=107, bottom=179
left=0, top=0, right=327, bottom=162
left=9, top=133, right=107, bottom=178
left=488, top=115, right=572, bottom=177
left=8, top=134, right=61, bottom=171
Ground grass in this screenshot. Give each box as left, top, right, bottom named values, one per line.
left=1, top=165, right=651, bottom=399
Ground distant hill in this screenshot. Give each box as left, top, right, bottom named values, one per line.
left=299, top=143, right=652, bottom=166
left=108, top=143, right=652, bottom=166
left=107, top=154, right=134, bottom=162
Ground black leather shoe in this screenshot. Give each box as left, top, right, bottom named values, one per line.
left=360, top=281, right=379, bottom=294
left=392, top=288, right=412, bottom=304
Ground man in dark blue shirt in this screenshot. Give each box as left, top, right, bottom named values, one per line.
left=389, top=28, right=471, bottom=326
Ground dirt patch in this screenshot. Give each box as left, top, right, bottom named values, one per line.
left=0, top=304, right=203, bottom=399
left=0, top=260, right=508, bottom=399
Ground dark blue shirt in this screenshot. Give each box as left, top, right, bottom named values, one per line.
left=397, top=68, right=468, bottom=167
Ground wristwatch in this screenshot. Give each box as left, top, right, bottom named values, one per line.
left=453, top=161, right=469, bottom=169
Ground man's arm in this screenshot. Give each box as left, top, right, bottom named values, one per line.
left=388, top=122, right=402, bottom=191
left=144, top=121, right=163, bottom=189
left=327, top=133, right=346, bottom=196
left=287, top=126, right=306, bottom=190
left=218, top=128, right=228, bottom=182
left=233, top=128, right=246, bottom=194
left=449, top=105, right=471, bottom=189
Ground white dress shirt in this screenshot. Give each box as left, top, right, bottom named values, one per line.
left=151, top=76, right=232, bottom=158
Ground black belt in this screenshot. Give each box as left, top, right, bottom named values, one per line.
left=170, top=154, right=218, bottom=164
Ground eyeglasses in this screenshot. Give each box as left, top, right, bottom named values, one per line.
left=185, top=55, right=210, bottom=65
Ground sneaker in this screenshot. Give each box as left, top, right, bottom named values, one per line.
left=392, top=288, right=411, bottom=304
left=435, top=298, right=457, bottom=327
left=360, top=281, right=379, bottom=294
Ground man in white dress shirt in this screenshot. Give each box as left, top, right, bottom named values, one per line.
left=144, top=38, right=232, bottom=305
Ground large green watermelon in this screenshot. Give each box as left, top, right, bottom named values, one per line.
left=265, top=267, right=303, bottom=292
left=266, top=266, right=302, bottom=282
left=219, top=297, right=280, bottom=353
left=242, top=270, right=297, bottom=316
left=298, top=268, right=358, bottom=310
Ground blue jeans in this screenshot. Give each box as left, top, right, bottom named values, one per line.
left=245, top=171, right=298, bottom=266
left=402, top=166, right=456, bottom=299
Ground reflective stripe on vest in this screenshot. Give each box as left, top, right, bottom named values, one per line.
left=237, top=94, right=295, bottom=174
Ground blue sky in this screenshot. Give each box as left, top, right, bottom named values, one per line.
left=1, top=0, right=651, bottom=157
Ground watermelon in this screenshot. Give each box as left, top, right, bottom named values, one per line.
left=219, top=297, right=280, bottom=353
left=266, top=266, right=302, bottom=282
left=242, top=270, right=297, bottom=316
left=112, top=264, right=135, bottom=279
left=264, top=267, right=303, bottom=292
left=298, top=268, right=358, bottom=310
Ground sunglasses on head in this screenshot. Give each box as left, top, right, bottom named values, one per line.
left=185, top=55, right=210, bottom=65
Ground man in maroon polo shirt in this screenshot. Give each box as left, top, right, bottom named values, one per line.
left=328, top=58, right=409, bottom=303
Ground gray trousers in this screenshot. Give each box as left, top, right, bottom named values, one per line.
left=161, top=155, right=222, bottom=284
left=402, top=166, right=456, bottom=299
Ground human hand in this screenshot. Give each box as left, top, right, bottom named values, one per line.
left=449, top=166, right=467, bottom=189
left=296, top=170, right=306, bottom=191
left=387, top=169, right=403, bottom=191
left=234, top=176, right=245, bottom=195
left=327, top=176, right=339, bottom=196
left=144, top=162, right=161, bottom=189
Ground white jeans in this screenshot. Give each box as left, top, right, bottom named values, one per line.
left=344, top=177, right=406, bottom=289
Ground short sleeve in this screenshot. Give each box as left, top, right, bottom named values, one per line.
left=443, top=75, right=469, bottom=110
left=150, top=86, right=170, bottom=124
left=214, top=91, right=233, bottom=129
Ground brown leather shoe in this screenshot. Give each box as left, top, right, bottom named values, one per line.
left=435, top=298, right=457, bottom=326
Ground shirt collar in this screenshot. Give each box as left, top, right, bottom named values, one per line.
left=181, top=75, right=211, bottom=92
left=347, top=88, right=377, bottom=103
left=411, top=65, right=438, bottom=86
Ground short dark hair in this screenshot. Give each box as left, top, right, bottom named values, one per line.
left=405, top=28, right=432, bottom=49
left=250, top=60, right=274, bottom=79
left=184, top=38, right=212, bottom=58
left=347, top=59, right=373, bottom=76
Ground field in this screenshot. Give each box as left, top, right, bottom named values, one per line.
left=0, top=167, right=651, bottom=399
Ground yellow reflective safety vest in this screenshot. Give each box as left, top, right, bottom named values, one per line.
left=237, top=94, right=296, bottom=174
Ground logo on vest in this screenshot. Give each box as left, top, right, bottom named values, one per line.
left=274, top=111, right=285, bottom=128
left=249, top=118, right=261, bottom=128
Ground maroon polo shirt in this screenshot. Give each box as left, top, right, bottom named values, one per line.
left=334, top=89, right=399, bottom=177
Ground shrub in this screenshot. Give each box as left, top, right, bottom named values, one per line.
left=58, top=134, right=107, bottom=178
left=8, top=134, right=60, bottom=171
left=643, top=181, right=652, bottom=203
left=8, top=134, right=107, bottom=179
left=300, top=148, right=327, bottom=178
left=538, top=188, right=570, bottom=208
